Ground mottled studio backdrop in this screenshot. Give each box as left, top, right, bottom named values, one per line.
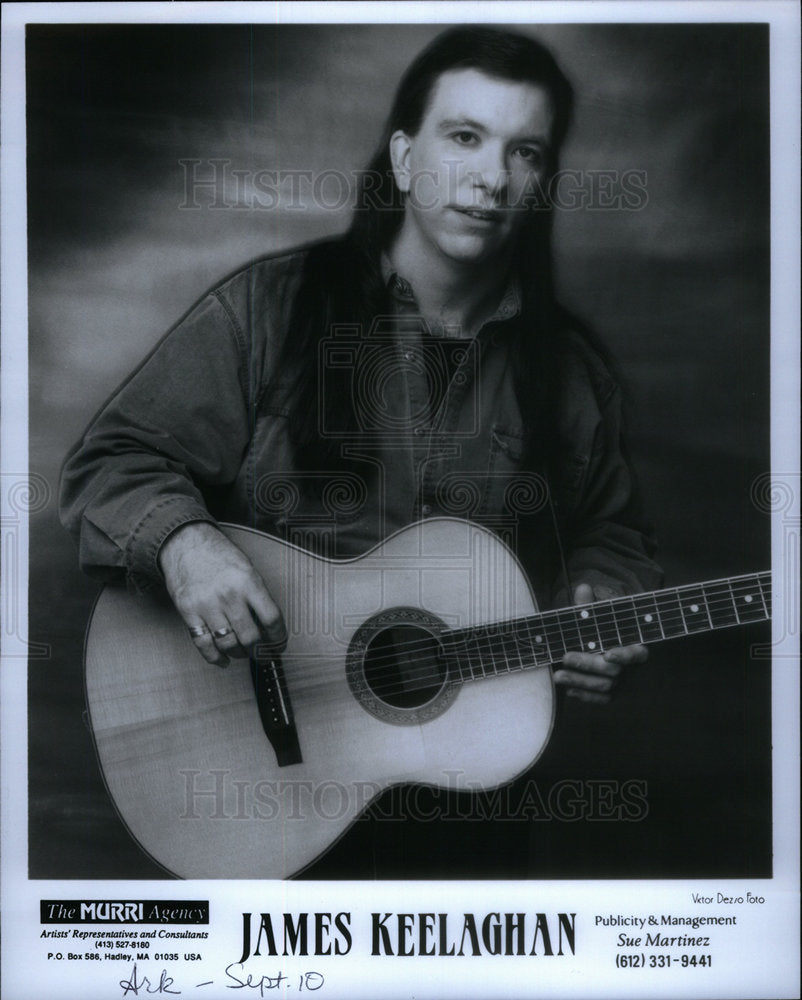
left=26, top=23, right=771, bottom=878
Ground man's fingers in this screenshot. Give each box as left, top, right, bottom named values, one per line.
left=186, top=624, right=231, bottom=668
left=208, top=620, right=249, bottom=660
left=180, top=589, right=286, bottom=668
left=604, top=644, right=648, bottom=666
left=201, top=570, right=286, bottom=658
left=573, top=582, right=595, bottom=605
left=260, top=618, right=288, bottom=650
left=221, top=603, right=271, bottom=658
left=247, top=586, right=288, bottom=650
left=558, top=582, right=649, bottom=703
left=553, top=667, right=617, bottom=693
left=561, top=651, right=622, bottom=677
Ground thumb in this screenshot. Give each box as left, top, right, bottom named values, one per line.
left=573, top=582, right=595, bottom=606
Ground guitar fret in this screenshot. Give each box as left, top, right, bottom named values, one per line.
left=505, top=632, right=524, bottom=672
left=677, top=585, right=713, bottom=634
left=613, top=596, right=643, bottom=647
left=496, top=628, right=516, bottom=673
left=493, top=630, right=509, bottom=673
left=476, top=629, right=495, bottom=678
left=631, top=593, right=665, bottom=642
left=517, top=631, right=539, bottom=671
left=757, top=575, right=772, bottom=617
left=731, top=577, right=768, bottom=624
left=543, top=615, right=566, bottom=664
left=484, top=629, right=497, bottom=678
left=754, top=575, right=770, bottom=619
left=526, top=624, right=552, bottom=667
left=465, top=632, right=477, bottom=677
left=595, top=602, right=623, bottom=649
left=655, top=589, right=687, bottom=638
left=446, top=636, right=471, bottom=683
left=555, top=608, right=582, bottom=657
left=726, top=579, right=740, bottom=624
left=574, top=605, right=605, bottom=653
left=706, top=583, right=739, bottom=629
left=465, top=637, right=482, bottom=681
left=518, top=630, right=541, bottom=671
left=510, top=630, right=527, bottom=671
left=539, top=613, right=568, bottom=663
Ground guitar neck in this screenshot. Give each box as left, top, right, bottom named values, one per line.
left=444, top=572, right=771, bottom=679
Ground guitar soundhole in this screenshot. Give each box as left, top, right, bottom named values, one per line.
left=347, top=607, right=457, bottom=724
left=363, top=625, right=446, bottom=710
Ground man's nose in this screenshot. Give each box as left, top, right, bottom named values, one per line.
left=469, top=144, right=510, bottom=198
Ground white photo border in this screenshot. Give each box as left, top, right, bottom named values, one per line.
left=2, top=2, right=799, bottom=998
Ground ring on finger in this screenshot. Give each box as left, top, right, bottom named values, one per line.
left=188, top=625, right=210, bottom=638
left=213, top=626, right=234, bottom=639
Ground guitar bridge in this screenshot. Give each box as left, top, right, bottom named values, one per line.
left=250, top=652, right=302, bottom=766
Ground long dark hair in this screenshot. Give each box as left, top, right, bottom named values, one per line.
left=274, top=26, right=574, bottom=477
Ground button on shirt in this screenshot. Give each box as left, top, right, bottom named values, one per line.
left=381, top=258, right=522, bottom=523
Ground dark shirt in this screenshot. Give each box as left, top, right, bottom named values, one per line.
left=59, top=244, right=663, bottom=608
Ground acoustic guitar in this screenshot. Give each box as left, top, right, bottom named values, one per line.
left=85, top=518, right=770, bottom=879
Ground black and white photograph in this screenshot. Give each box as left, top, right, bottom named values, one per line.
left=2, top=2, right=799, bottom=998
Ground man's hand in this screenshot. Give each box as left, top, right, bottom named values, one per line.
left=158, top=522, right=286, bottom=667
left=552, top=583, right=647, bottom=703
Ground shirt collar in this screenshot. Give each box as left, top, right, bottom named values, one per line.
left=380, top=253, right=522, bottom=329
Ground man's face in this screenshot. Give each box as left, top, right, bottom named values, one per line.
left=390, top=68, right=555, bottom=267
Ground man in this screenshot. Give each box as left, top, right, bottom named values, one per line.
left=61, top=26, right=662, bottom=703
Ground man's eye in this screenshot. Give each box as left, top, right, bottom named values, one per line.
left=514, top=146, right=543, bottom=166
left=452, top=131, right=478, bottom=146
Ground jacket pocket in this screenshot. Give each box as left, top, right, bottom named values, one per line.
left=479, top=426, right=549, bottom=519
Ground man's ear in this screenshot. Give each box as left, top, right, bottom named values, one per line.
left=389, top=130, right=412, bottom=194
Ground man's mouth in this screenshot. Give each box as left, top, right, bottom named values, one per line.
left=454, top=207, right=503, bottom=222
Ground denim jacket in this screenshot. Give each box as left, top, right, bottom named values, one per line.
left=60, top=245, right=663, bottom=608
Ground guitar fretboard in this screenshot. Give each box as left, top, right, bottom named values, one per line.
left=444, top=572, right=771, bottom=680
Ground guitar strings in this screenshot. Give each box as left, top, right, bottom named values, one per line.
left=250, top=574, right=771, bottom=705
left=261, top=576, right=772, bottom=701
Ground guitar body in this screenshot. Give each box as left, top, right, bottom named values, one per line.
left=85, top=518, right=554, bottom=879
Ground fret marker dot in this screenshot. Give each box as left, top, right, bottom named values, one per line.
left=580, top=609, right=589, bottom=619
left=535, top=635, right=543, bottom=644
left=644, top=614, right=653, bottom=623
left=744, top=595, right=753, bottom=603
left=588, top=641, right=597, bottom=650
left=690, top=603, right=699, bottom=614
